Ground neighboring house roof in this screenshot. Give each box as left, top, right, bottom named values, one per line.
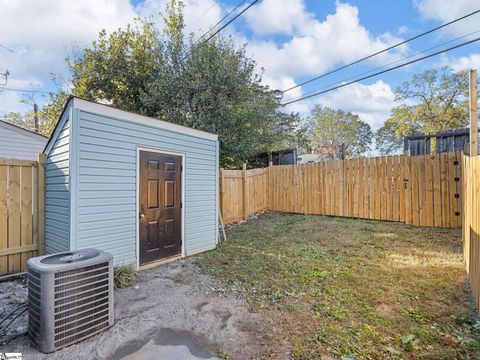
left=44, top=96, right=218, bottom=155
left=0, top=120, right=48, bottom=161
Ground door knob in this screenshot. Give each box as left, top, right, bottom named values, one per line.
left=139, top=213, right=145, bottom=219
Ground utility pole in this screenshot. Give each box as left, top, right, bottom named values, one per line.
left=340, top=143, right=346, bottom=160
left=34, top=103, right=39, bottom=133
left=469, top=69, right=478, bottom=156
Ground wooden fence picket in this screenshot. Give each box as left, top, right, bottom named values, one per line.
left=220, top=153, right=462, bottom=228
left=0, top=157, right=44, bottom=276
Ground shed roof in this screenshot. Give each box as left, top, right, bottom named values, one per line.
left=44, top=96, right=218, bottom=154
left=0, top=119, right=48, bottom=140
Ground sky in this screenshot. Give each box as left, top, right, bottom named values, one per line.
left=0, top=0, right=479, bottom=134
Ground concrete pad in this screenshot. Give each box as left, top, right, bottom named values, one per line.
left=1, top=259, right=271, bottom=359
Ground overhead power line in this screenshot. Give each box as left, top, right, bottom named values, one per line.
left=197, top=0, right=248, bottom=42
left=0, top=43, right=14, bottom=53
left=190, top=0, right=221, bottom=28
left=182, top=0, right=257, bottom=61
left=0, top=87, right=50, bottom=94
left=282, top=8, right=480, bottom=93
left=287, top=28, right=480, bottom=104
left=282, top=36, right=480, bottom=106
left=200, top=0, right=259, bottom=44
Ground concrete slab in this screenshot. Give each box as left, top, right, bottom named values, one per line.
left=1, top=259, right=270, bottom=359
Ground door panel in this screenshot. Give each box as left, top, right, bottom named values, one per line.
left=139, top=151, right=182, bottom=265
left=165, top=181, right=175, bottom=207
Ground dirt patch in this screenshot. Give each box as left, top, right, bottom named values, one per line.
left=0, top=259, right=278, bottom=359
left=375, top=303, right=394, bottom=316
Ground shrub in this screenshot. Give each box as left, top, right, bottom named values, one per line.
left=113, top=265, right=137, bottom=289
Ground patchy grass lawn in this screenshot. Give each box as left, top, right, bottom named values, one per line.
left=197, top=212, right=480, bottom=359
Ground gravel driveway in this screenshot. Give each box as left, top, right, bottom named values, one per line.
left=0, top=258, right=274, bottom=359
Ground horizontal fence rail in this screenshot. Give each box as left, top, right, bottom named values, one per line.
left=0, top=157, right=45, bottom=276
left=220, top=153, right=463, bottom=228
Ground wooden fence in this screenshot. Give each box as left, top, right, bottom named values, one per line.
left=463, top=154, right=480, bottom=311
left=220, top=165, right=269, bottom=224
left=220, top=153, right=463, bottom=228
left=0, top=157, right=45, bottom=276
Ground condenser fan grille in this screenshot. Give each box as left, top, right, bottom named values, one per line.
left=27, top=249, right=114, bottom=353
left=52, top=261, right=110, bottom=349
left=28, top=267, right=42, bottom=347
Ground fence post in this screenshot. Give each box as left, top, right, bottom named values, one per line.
left=38, top=153, right=46, bottom=255
left=220, top=168, right=225, bottom=218
left=470, top=69, right=478, bottom=156
left=242, top=163, right=248, bottom=221
left=268, top=161, right=273, bottom=211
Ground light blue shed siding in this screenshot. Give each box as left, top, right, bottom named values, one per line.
left=74, top=110, right=218, bottom=266
left=45, top=114, right=70, bottom=254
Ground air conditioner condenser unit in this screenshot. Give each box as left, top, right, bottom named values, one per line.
left=27, top=249, right=114, bottom=353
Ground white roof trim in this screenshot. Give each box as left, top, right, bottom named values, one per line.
left=74, top=98, right=218, bottom=141
left=44, top=101, right=72, bottom=156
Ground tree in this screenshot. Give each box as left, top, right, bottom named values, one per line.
left=307, top=105, right=373, bottom=158
left=36, top=0, right=299, bottom=167
left=376, top=67, right=469, bottom=154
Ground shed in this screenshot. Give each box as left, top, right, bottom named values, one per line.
left=43, top=96, right=219, bottom=268
left=0, top=120, right=48, bottom=160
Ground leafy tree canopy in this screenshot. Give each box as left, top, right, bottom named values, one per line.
left=306, top=105, right=373, bottom=158
left=12, top=0, right=302, bottom=168
left=375, top=67, right=469, bottom=154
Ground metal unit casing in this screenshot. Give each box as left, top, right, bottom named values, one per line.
left=27, top=249, right=114, bottom=353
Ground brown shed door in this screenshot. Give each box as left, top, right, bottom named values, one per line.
left=139, top=151, right=182, bottom=265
